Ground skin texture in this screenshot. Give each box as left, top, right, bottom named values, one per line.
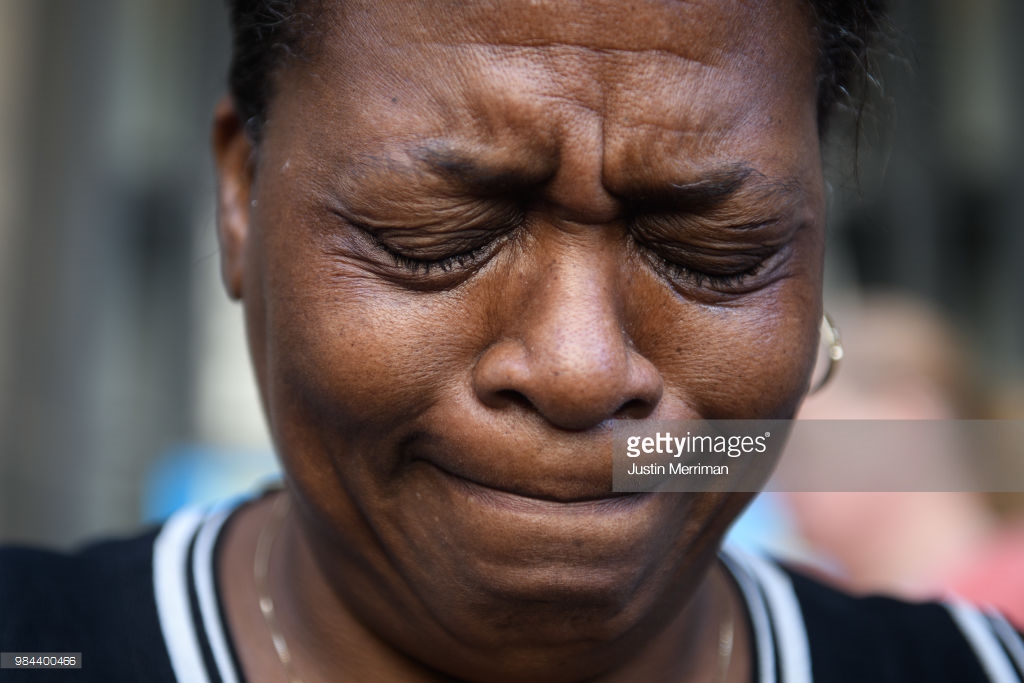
left=213, top=1, right=825, bottom=681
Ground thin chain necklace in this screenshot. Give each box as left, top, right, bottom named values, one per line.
left=254, top=493, right=736, bottom=683
left=254, top=493, right=303, bottom=683
left=717, top=595, right=736, bottom=683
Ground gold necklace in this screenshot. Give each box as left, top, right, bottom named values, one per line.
left=717, top=599, right=736, bottom=683
left=254, top=493, right=304, bottom=683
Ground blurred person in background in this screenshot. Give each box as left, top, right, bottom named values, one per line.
left=785, top=293, right=1024, bottom=628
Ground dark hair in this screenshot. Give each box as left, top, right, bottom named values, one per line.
left=810, top=0, right=888, bottom=136
left=226, top=0, right=887, bottom=143
left=226, top=0, right=322, bottom=142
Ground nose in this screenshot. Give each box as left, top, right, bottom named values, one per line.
left=472, top=239, right=663, bottom=431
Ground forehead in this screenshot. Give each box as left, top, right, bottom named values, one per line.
left=320, top=0, right=814, bottom=56
left=268, top=0, right=819, bottom=194
left=331, top=0, right=805, bottom=41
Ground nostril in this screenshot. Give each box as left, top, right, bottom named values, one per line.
left=614, top=398, right=656, bottom=420
left=492, top=389, right=534, bottom=412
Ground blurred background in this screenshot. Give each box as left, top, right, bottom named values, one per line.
left=0, top=0, right=1023, bottom=615
left=0, top=1, right=270, bottom=544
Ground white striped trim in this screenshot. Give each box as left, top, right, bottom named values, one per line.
left=721, top=545, right=777, bottom=683
left=734, top=548, right=812, bottom=683
left=192, top=505, right=240, bottom=683
left=947, top=601, right=1021, bottom=683
left=153, top=507, right=211, bottom=683
left=987, top=612, right=1024, bottom=678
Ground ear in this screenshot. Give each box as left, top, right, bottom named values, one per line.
left=212, top=96, right=255, bottom=300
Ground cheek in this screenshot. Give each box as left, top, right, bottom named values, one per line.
left=259, top=265, right=465, bottom=437
left=638, top=270, right=822, bottom=420
left=735, top=293, right=821, bottom=416
left=248, top=250, right=484, bottom=530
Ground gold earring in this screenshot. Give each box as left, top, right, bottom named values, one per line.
left=811, top=313, right=843, bottom=394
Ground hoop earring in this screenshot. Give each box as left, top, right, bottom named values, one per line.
left=811, top=313, right=843, bottom=394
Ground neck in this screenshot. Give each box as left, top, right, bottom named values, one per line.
left=284, top=519, right=749, bottom=682
left=222, top=492, right=751, bottom=683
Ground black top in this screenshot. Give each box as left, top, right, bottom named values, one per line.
left=0, top=526, right=177, bottom=682
left=2, top=499, right=1023, bottom=682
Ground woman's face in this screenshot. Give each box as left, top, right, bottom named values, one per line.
left=217, top=0, right=823, bottom=677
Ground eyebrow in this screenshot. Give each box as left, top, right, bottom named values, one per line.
left=410, top=145, right=803, bottom=210
left=413, top=144, right=555, bottom=193
left=627, top=164, right=806, bottom=212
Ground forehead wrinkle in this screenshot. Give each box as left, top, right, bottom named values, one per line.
left=320, top=0, right=811, bottom=80
left=303, top=2, right=806, bottom=153
left=434, top=40, right=722, bottom=72
left=441, top=41, right=720, bottom=129
left=286, top=0, right=819, bottom=217
left=324, top=0, right=787, bottom=82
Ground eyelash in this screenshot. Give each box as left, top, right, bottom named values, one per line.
left=384, top=242, right=768, bottom=294
left=379, top=241, right=492, bottom=275
left=630, top=220, right=780, bottom=293
left=656, top=257, right=766, bottom=291
left=365, top=220, right=775, bottom=290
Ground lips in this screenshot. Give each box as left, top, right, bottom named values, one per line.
left=402, top=430, right=624, bottom=504
left=424, top=457, right=646, bottom=506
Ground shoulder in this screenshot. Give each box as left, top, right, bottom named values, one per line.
left=0, top=499, right=253, bottom=683
left=788, top=567, right=1024, bottom=683
left=0, top=525, right=178, bottom=682
left=723, top=545, right=1024, bottom=683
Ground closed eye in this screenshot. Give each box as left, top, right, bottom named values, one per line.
left=328, top=201, right=524, bottom=282
left=629, top=214, right=795, bottom=296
